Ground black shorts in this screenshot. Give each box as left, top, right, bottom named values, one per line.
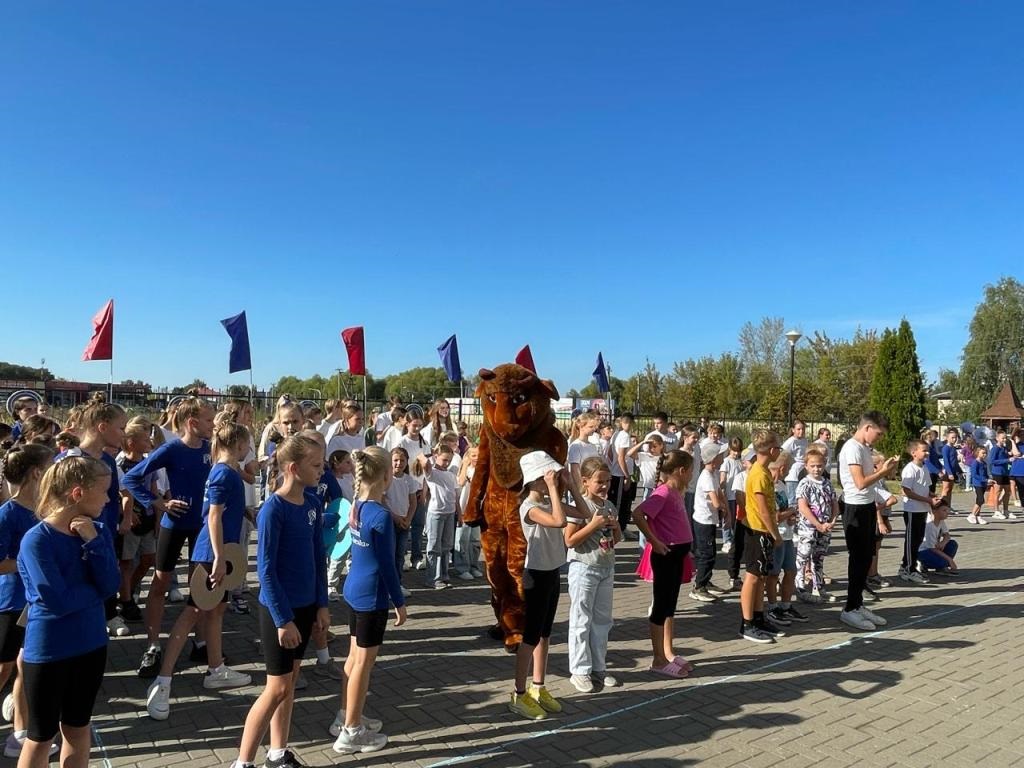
left=186, top=562, right=229, bottom=608
left=348, top=608, right=388, bottom=648
left=0, top=610, right=24, bottom=663
left=155, top=526, right=201, bottom=573
left=22, top=645, right=106, bottom=742
left=744, top=530, right=776, bottom=577
left=522, top=568, right=561, bottom=647
left=975, top=486, right=987, bottom=505
left=258, top=603, right=316, bottom=676
left=995, top=476, right=1010, bottom=487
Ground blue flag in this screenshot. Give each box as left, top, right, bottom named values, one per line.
left=593, top=352, right=610, bottom=394
left=220, top=311, right=252, bottom=373
left=437, top=334, right=462, bottom=383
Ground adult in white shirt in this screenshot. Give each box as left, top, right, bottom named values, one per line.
left=837, top=412, right=897, bottom=631
left=325, top=403, right=366, bottom=455
left=781, top=420, right=809, bottom=505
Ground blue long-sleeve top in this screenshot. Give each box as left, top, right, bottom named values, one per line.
left=17, top=521, right=119, bottom=663
left=970, top=460, right=990, bottom=489
left=925, top=441, right=943, bottom=475
left=990, top=444, right=1011, bottom=478
left=257, top=492, right=328, bottom=627
left=123, top=440, right=212, bottom=530
left=344, top=500, right=405, bottom=612
left=1012, top=441, right=1024, bottom=478
left=941, top=444, right=960, bottom=477
left=191, top=463, right=246, bottom=564
left=0, top=500, right=38, bottom=613
left=312, top=469, right=343, bottom=530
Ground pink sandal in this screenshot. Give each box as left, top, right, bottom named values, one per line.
left=672, top=656, right=695, bottom=672
left=650, top=659, right=689, bottom=679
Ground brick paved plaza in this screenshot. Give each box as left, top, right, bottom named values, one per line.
left=89, top=491, right=1024, bottom=768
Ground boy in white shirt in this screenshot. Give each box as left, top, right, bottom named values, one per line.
left=643, top=411, right=678, bottom=451
left=917, top=504, right=959, bottom=575
left=719, top=438, right=744, bottom=554
left=781, top=420, right=809, bottom=506
left=899, top=439, right=943, bottom=584
left=689, top=443, right=725, bottom=602
left=419, top=446, right=461, bottom=590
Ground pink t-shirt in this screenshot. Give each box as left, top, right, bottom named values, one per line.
left=636, top=484, right=692, bottom=546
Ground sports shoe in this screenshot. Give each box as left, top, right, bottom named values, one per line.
left=840, top=609, right=875, bottom=631
left=168, top=586, right=184, bottom=603
left=138, top=646, right=162, bottom=678
left=329, top=709, right=382, bottom=737
left=2, top=693, right=14, bottom=722
left=993, top=511, right=1007, bottom=520
left=863, top=586, right=881, bottom=602
left=740, top=624, right=775, bottom=644
left=203, top=666, right=252, bottom=690
left=757, top=617, right=786, bottom=637
left=119, top=600, right=143, bottom=622
left=1009, top=512, right=1019, bottom=520
left=898, top=568, right=918, bottom=583
left=857, top=606, right=887, bottom=626
left=3, top=732, right=59, bottom=758
left=327, top=588, right=341, bottom=603
left=264, top=747, right=308, bottom=766
left=977, top=516, right=990, bottom=525
left=188, top=642, right=209, bottom=664
left=508, top=691, right=546, bottom=720
left=333, top=725, right=388, bottom=754
left=797, top=589, right=821, bottom=604
left=457, top=571, right=474, bottom=581
left=433, top=582, right=449, bottom=590
left=967, top=515, right=979, bottom=525
left=705, top=583, right=727, bottom=596
left=294, top=672, right=308, bottom=691
left=721, top=541, right=732, bottom=554
left=570, top=674, right=594, bottom=693
left=107, top=616, right=130, bottom=637
left=413, top=560, right=425, bottom=571
left=593, top=671, right=620, bottom=688
left=767, top=607, right=792, bottom=626
left=146, top=681, right=171, bottom=720
left=470, top=567, right=484, bottom=578
left=907, top=571, right=928, bottom=584
left=229, top=595, right=250, bottom=614
left=867, top=574, right=890, bottom=588
left=781, top=606, right=808, bottom=623
left=313, top=660, right=343, bottom=680
left=688, top=587, right=716, bottom=603
left=529, top=684, right=562, bottom=713
left=815, top=588, right=837, bottom=603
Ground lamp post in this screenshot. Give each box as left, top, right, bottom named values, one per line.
left=785, top=329, right=802, bottom=428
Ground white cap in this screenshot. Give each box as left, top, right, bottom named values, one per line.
left=519, top=451, right=564, bottom=485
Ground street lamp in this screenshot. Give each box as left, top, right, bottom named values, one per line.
left=785, top=329, right=802, bottom=428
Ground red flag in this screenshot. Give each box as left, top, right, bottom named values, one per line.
left=340, top=326, right=366, bottom=376
left=82, top=299, right=114, bottom=361
left=515, top=344, right=536, bottom=374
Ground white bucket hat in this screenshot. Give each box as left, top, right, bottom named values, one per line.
left=519, top=451, right=564, bottom=485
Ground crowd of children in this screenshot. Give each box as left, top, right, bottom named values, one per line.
left=0, top=389, right=1004, bottom=767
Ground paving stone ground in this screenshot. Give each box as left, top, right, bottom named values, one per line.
left=83, top=490, right=1024, bottom=768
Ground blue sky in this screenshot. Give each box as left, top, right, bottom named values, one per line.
left=1, top=2, right=1021, bottom=394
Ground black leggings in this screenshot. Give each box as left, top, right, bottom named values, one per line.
left=610, top=476, right=636, bottom=532
left=649, top=542, right=692, bottom=626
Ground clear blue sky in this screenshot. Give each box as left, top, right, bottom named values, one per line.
left=2, top=2, right=1021, bottom=394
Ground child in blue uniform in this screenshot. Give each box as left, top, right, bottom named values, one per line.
left=17, top=455, right=120, bottom=768
left=145, top=421, right=253, bottom=721
left=234, top=435, right=328, bottom=768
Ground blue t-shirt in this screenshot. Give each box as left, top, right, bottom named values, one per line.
left=0, top=500, right=38, bottom=613
left=123, top=440, right=212, bottom=530
left=18, top=521, right=120, bottom=663
left=191, top=463, right=246, bottom=564
left=257, top=492, right=328, bottom=627
left=344, top=500, right=405, bottom=612
left=1011, top=442, right=1024, bottom=478
left=310, top=469, right=343, bottom=530
left=990, top=444, right=1011, bottom=479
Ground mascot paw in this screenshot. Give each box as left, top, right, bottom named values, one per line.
left=486, top=624, right=504, bottom=642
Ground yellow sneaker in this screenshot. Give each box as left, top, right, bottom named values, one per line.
left=508, top=691, right=546, bottom=720
left=529, top=684, right=562, bottom=714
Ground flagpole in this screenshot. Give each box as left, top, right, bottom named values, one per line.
left=363, top=375, right=368, bottom=414
left=248, top=369, right=255, bottom=407
left=458, top=380, right=464, bottom=422
left=109, top=358, right=113, bottom=402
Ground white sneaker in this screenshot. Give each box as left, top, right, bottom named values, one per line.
left=168, top=587, right=184, bottom=603
left=993, top=511, right=1007, bottom=520
left=977, top=516, right=990, bottom=525
left=967, top=515, right=979, bottom=525
left=1009, top=512, right=1019, bottom=520
left=721, top=541, right=732, bottom=554
left=2, top=733, right=59, bottom=758
left=414, top=560, right=426, bottom=571
left=146, top=681, right=171, bottom=720
left=570, top=673, right=595, bottom=693
left=106, top=616, right=130, bottom=637
left=470, top=568, right=484, bottom=578
left=203, top=666, right=252, bottom=690
left=333, top=724, right=388, bottom=754
left=906, top=571, right=927, bottom=584
left=857, top=606, right=887, bottom=626
left=329, top=709, right=383, bottom=737
left=328, top=588, right=342, bottom=603
left=457, top=571, right=474, bottom=581
left=400, top=586, right=411, bottom=598
left=840, top=610, right=875, bottom=631
left=2, top=693, right=13, bottom=722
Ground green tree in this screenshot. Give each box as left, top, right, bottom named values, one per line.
left=579, top=375, right=627, bottom=406
left=383, top=367, right=460, bottom=402
left=0, top=361, right=54, bottom=381
left=173, top=378, right=208, bottom=394
left=957, top=277, right=1024, bottom=409
left=868, top=320, right=928, bottom=457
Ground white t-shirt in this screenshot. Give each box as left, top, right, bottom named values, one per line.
left=693, top=469, right=719, bottom=526
left=381, top=425, right=404, bottom=453
left=400, top=435, right=430, bottom=488
left=519, top=499, right=568, bottom=570
left=644, top=429, right=678, bottom=451
left=732, top=469, right=748, bottom=497
left=636, top=453, right=660, bottom=489
left=608, top=430, right=634, bottom=478
left=683, top=446, right=700, bottom=493
left=567, top=439, right=600, bottom=468
left=875, top=484, right=893, bottom=516
left=720, top=456, right=742, bottom=501
left=316, top=419, right=336, bottom=437
left=781, top=436, right=808, bottom=482
left=458, top=465, right=475, bottom=513
left=920, top=517, right=949, bottom=551
left=776, top=481, right=795, bottom=540
left=374, top=412, right=392, bottom=435
left=327, top=431, right=365, bottom=457
left=839, top=439, right=875, bottom=504
left=901, top=461, right=931, bottom=514
left=383, top=473, right=417, bottom=520
left=425, top=467, right=458, bottom=514
left=337, top=474, right=354, bottom=501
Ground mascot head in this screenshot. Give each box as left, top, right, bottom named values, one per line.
left=476, top=364, right=559, bottom=442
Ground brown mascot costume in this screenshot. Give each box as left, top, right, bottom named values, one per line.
left=464, top=364, right=567, bottom=652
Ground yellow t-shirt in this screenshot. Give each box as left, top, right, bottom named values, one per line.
left=744, top=463, right=776, bottom=533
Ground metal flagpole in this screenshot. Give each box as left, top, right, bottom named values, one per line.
left=109, top=358, right=113, bottom=402
left=363, top=375, right=368, bottom=414
left=249, top=369, right=255, bottom=407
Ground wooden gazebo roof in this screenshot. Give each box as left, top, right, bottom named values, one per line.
left=980, top=381, right=1024, bottom=422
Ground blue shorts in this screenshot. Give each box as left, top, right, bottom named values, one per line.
left=771, top=539, right=796, bottom=575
